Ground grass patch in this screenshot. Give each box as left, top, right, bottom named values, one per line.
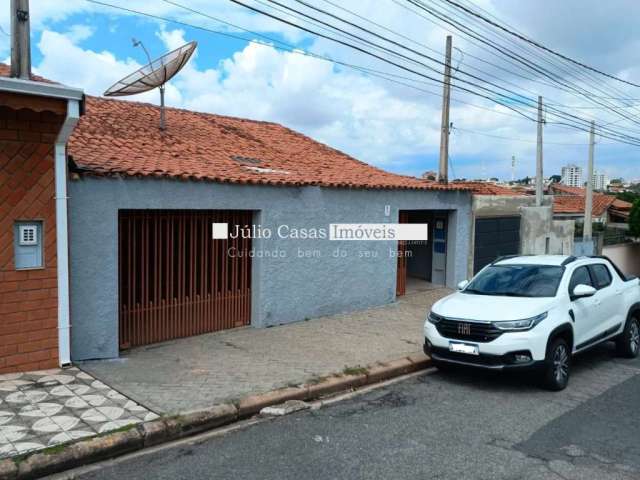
left=342, top=365, right=368, bottom=376
left=304, top=375, right=325, bottom=385
left=99, top=422, right=137, bottom=436
left=42, top=443, right=68, bottom=456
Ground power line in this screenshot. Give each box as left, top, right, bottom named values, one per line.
left=83, top=0, right=530, bottom=122
left=443, top=0, right=640, bottom=88
left=227, top=0, right=541, bottom=119
left=170, top=0, right=640, bottom=141
left=84, top=0, right=640, bottom=146
left=436, top=0, right=640, bottom=119
left=452, top=126, right=614, bottom=146
left=237, top=0, right=640, bottom=144
left=404, top=0, right=640, bottom=131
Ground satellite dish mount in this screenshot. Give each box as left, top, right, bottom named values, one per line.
left=103, top=40, right=197, bottom=130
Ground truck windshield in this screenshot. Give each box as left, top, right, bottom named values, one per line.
left=464, top=264, right=563, bottom=298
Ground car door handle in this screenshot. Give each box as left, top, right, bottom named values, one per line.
left=594, top=299, right=601, bottom=305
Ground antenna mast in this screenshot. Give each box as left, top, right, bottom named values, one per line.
left=133, top=39, right=166, bottom=130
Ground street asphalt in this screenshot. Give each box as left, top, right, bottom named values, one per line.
left=52, top=342, right=640, bottom=480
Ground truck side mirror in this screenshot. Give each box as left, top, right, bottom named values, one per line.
left=572, top=284, right=596, bottom=300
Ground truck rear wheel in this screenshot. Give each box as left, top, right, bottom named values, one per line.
left=616, top=316, right=640, bottom=358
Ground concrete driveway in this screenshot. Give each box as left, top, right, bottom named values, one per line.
left=80, top=288, right=450, bottom=414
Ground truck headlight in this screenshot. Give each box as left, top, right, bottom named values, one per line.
left=493, top=312, right=547, bottom=331
left=428, top=311, right=444, bottom=324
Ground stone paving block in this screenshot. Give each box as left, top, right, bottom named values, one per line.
left=0, top=367, right=158, bottom=461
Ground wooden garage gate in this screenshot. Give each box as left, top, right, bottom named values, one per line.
left=396, top=211, right=409, bottom=296
left=118, top=210, right=252, bottom=349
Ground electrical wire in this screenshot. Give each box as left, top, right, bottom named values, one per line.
left=409, top=0, right=640, bottom=128
left=84, top=0, right=531, bottom=123
left=84, top=0, right=640, bottom=146
left=443, top=0, right=640, bottom=87
left=233, top=0, right=640, bottom=144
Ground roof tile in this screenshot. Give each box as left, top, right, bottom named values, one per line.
left=553, top=194, right=616, bottom=216
left=66, top=96, right=469, bottom=192
left=450, top=181, right=524, bottom=196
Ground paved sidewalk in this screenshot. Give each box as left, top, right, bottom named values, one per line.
left=0, top=367, right=158, bottom=459
left=81, top=288, right=450, bottom=414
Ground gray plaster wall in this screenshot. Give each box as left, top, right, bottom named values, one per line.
left=68, top=177, right=471, bottom=360
left=520, top=206, right=574, bottom=255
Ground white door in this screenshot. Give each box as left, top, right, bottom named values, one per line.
left=568, top=266, right=601, bottom=348
left=588, top=263, right=621, bottom=334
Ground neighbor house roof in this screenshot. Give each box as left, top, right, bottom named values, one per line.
left=553, top=194, right=616, bottom=216
left=66, top=96, right=469, bottom=191
left=0, top=64, right=55, bottom=84
left=549, top=183, right=586, bottom=195
left=450, top=181, right=525, bottom=196
left=609, top=198, right=633, bottom=219
left=611, top=198, right=633, bottom=210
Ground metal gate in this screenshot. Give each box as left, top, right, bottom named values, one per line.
left=473, top=216, right=520, bottom=274
left=118, top=210, right=252, bottom=349
left=396, top=211, right=409, bottom=296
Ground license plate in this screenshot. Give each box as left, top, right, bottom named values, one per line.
left=449, top=342, right=479, bottom=355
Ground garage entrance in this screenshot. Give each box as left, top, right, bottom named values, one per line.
left=397, top=210, right=448, bottom=296
left=473, top=216, right=520, bottom=274
left=118, top=210, right=252, bottom=349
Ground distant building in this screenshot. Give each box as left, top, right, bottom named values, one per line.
left=592, top=171, right=609, bottom=191
left=561, top=164, right=583, bottom=187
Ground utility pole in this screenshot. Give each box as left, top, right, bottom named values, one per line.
left=584, top=121, right=595, bottom=240
left=535, top=96, right=544, bottom=206
left=438, top=35, right=452, bottom=183
left=511, top=155, right=516, bottom=182
left=10, top=0, right=30, bottom=79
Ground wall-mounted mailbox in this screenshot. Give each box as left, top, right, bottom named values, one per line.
left=14, top=221, right=43, bottom=269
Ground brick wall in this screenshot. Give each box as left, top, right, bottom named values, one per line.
left=0, top=105, right=64, bottom=373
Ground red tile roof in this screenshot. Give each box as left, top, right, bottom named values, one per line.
left=553, top=194, right=616, bottom=216
left=0, top=63, right=55, bottom=84
left=66, top=96, right=469, bottom=191
left=612, top=198, right=633, bottom=210
left=549, top=183, right=585, bottom=195
left=450, top=181, right=525, bottom=196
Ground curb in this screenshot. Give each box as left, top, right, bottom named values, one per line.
left=0, top=353, right=431, bottom=479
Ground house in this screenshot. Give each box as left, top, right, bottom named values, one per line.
left=549, top=183, right=586, bottom=196
left=451, top=182, right=574, bottom=275
left=609, top=199, right=633, bottom=224
left=0, top=65, right=83, bottom=373
left=64, top=96, right=473, bottom=361
left=553, top=195, right=615, bottom=224
left=549, top=183, right=632, bottom=225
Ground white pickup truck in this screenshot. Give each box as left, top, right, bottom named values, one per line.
left=423, top=255, right=640, bottom=390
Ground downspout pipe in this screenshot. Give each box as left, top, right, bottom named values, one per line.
left=55, top=99, right=80, bottom=366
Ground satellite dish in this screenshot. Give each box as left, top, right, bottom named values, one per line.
left=103, top=40, right=197, bottom=130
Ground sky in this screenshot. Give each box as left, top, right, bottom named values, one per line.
left=2, top=0, right=640, bottom=182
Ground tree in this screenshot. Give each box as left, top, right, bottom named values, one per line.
left=617, top=192, right=640, bottom=204
left=630, top=200, right=640, bottom=238
left=549, top=175, right=561, bottom=183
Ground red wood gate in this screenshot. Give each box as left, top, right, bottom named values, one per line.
left=118, top=210, right=252, bottom=349
left=396, top=211, right=409, bottom=296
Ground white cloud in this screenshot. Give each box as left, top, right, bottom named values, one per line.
left=23, top=0, right=640, bottom=181
left=66, top=24, right=95, bottom=43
